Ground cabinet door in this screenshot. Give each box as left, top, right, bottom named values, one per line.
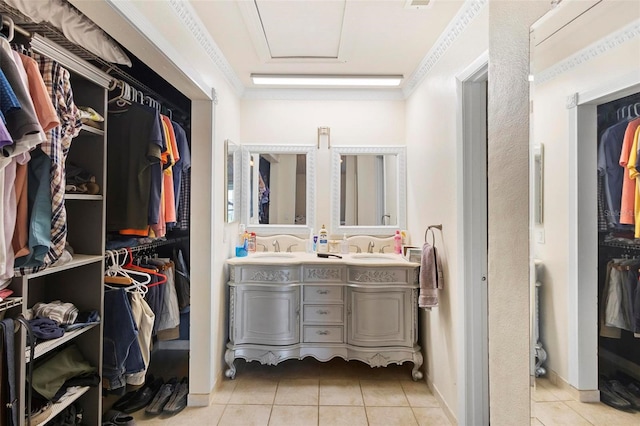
left=234, top=286, right=299, bottom=345
left=348, top=287, right=412, bottom=347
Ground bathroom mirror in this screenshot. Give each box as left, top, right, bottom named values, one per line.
left=240, top=144, right=316, bottom=235
left=225, top=140, right=240, bottom=223
left=331, top=146, right=406, bottom=236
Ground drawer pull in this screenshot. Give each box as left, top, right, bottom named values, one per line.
left=316, top=330, right=330, bottom=335
left=316, top=289, right=329, bottom=295
left=316, top=309, right=329, bottom=315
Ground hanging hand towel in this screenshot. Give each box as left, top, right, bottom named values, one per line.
left=418, top=242, right=444, bottom=308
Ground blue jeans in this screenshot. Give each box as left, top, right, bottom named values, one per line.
left=103, top=289, right=145, bottom=390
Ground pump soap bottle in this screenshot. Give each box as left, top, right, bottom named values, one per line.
left=318, top=225, right=329, bottom=253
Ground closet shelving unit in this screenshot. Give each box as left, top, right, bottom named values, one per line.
left=5, top=35, right=111, bottom=426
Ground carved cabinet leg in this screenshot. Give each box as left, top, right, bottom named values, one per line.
left=225, top=348, right=237, bottom=379
left=412, top=351, right=424, bottom=381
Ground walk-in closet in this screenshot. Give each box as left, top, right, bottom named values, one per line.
left=0, top=1, right=192, bottom=424
left=597, top=92, right=640, bottom=412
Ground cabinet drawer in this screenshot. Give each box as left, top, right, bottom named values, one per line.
left=303, top=305, right=343, bottom=324
left=304, top=286, right=344, bottom=303
left=303, top=326, right=344, bottom=343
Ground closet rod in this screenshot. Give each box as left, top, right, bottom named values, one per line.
left=105, top=236, right=189, bottom=259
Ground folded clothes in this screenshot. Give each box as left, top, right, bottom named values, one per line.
left=29, top=317, right=65, bottom=341
left=32, top=300, right=79, bottom=325
left=64, top=310, right=100, bottom=332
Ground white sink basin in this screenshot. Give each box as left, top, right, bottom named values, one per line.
left=350, top=253, right=400, bottom=260
left=250, top=252, right=297, bottom=259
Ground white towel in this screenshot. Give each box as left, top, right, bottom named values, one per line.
left=418, top=242, right=444, bottom=308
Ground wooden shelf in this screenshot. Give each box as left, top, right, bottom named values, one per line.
left=36, top=386, right=90, bottom=426
left=80, top=124, right=104, bottom=136
left=65, top=193, right=103, bottom=201
left=26, top=323, right=99, bottom=363
left=15, top=254, right=103, bottom=278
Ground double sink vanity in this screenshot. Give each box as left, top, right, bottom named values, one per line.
left=225, top=142, right=423, bottom=380
left=225, top=251, right=423, bottom=381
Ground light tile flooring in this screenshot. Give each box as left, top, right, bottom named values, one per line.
left=112, top=352, right=640, bottom=425
left=126, top=357, right=451, bottom=426
left=532, top=378, right=640, bottom=426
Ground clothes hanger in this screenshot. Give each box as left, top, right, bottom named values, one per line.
left=123, top=247, right=167, bottom=287
left=104, top=250, right=151, bottom=293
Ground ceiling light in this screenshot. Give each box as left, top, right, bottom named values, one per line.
left=250, top=74, right=403, bottom=87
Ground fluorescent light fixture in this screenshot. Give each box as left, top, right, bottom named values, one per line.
left=251, top=74, right=403, bottom=87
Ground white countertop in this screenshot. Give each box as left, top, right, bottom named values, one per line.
left=227, top=251, right=419, bottom=267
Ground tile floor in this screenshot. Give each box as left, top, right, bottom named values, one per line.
left=531, top=377, right=640, bottom=426
left=127, top=357, right=451, bottom=426
left=114, top=352, right=640, bottom=425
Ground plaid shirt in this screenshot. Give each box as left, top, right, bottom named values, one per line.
left=32, top=300, right=79, bottom=325
left=18, top=56, right=81, bottom=274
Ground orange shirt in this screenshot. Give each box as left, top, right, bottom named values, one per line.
left=619, top=118, right=640, bottom=224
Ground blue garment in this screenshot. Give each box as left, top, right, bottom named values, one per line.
left=0, top=68, right=20, bottom=125
left=171, top=122, right=190, bottom=212
left=15, top=147, right=51, bottom=269
left=597, top=120, right=630, bottom=227
left=103, top=289, right=145, bottom=390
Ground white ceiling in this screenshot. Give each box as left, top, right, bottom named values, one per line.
left=190, top=0, right=466, bottom=90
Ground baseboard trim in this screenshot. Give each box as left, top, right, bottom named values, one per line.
left=426, top=375, right=457, bottom=425
left=546, top=368, right=600, bottom=403
left=187, top=392, right=211, bottom=406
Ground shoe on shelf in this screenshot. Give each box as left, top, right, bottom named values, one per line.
left=145, top=377, right=178, bottom=415
left=120, top=377, right=164, bottom=414
left=162, top=377, right=188, bottom=414
left=609, top=380, right=640, bottom=410
left=600, top=380, right=633, bottom=411
left=102, top=409, right=135, bottom=426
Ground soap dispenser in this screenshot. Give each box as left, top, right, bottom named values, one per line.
left=318, top=225, right=329, bottom=253
left=340, top=233, right=349, bottom=254
left=394, top=230, right=402, bottom=254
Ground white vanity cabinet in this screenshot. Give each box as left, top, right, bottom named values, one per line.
left=225, top=255, right=423, bottom=380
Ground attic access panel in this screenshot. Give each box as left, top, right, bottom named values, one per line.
left=255, top=0, right=346, bottom=59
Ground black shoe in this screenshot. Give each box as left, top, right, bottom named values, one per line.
left=609, top=380, right=640, bottom=410
left=600, top=380, right=632, bottom=411
left=120, top=377, right=164, bottom=414
left=145, top=377, right=178, bottom=415
left=162, top=377, right=188, bottom=414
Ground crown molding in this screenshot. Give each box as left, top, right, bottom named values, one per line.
left=168, top=0, right=245, bottom=96
left=103, top=0, right=212, bottom=99
left=242, top=88, right=405, bottom=101
left=402, top=0, right=487, bottom=98
left=535, top=18, right=640, bottom=85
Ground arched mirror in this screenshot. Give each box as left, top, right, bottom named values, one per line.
left=330, top=146, right=406, bottom=236
left=240, top=144, right=316, bottom=235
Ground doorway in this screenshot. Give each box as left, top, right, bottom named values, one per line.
left=568, top=74, right=640, bottom=397
left=456, top=52, right=489, bottom=425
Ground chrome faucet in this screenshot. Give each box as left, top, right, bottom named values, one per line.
left=367, top=241, right=375, bottom=253
left=381, top=214, right=391, bottom=225
left=286, top=244, right=298, bottom=252
left=379, top=245, right=391, bottom=253
left=350, top=245, right=362, bottom=253
left=272, top=240, right=281, bottom=252
left=257, top=243, right=268, bottom=252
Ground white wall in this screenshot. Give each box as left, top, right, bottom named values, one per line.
left=531, top=0, right=640, bottom=386
left=404, top=5, right=488, bottom=420
left=240, top=99, right=405, bottom=236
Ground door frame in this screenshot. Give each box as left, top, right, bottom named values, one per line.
left=456, top=51, right=489, bottom=425
left=567, top=71, right=640, bottom=398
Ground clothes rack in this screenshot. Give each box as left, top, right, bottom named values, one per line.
left=104, top=237, right=189, bottom=259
